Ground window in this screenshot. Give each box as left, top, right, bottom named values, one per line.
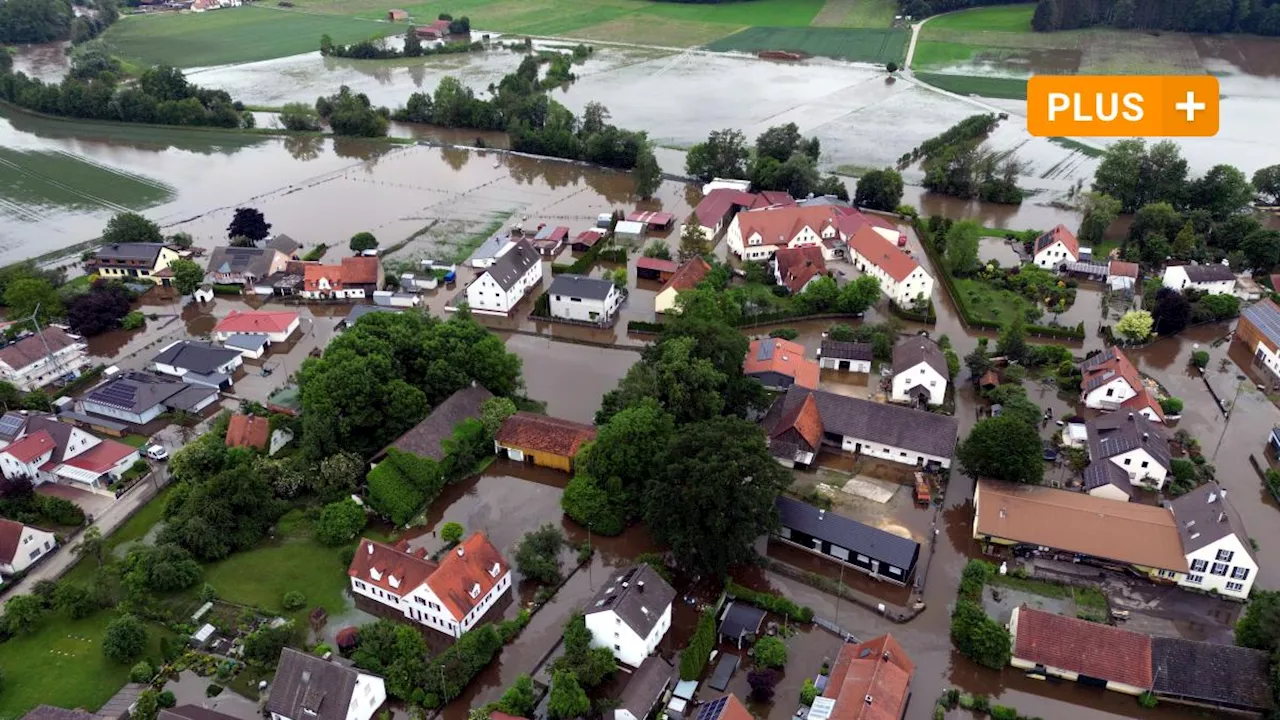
left=1140, top=461, right=1149, bottom=468
left=1123, top=458, right=1131, bottom=466
left=1190, top=559, right=1208, bottom=572
left=614, top=644, right=621, bottom=651
left=1227, top=582, right=1245, bottom=592
left=1217, top=549, right=1235, bottom=562
left=1187, top=574, right=1203, bottom=584
left=1211, top=562, right=1229, bottom=576
left=28, top=549, right=40, bottom=560
left=1232, top=567, right=1251, bottom=580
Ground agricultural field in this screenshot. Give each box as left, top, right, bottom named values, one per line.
left=0, top=146, right=173, bottom=219
left=706, top=26, right=909, bottom=63
left=811, top=0, right=898, bottom=28
left=914, top=71, right=1027, bottom=100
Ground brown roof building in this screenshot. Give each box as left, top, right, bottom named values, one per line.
left=744, top=338, right=820, bottom=390
left=773, top=246, right=827, bottom=294
left=1011, top=606, right=1152, bottom=693
left=376, top=385, right=492, bottom=461
left=821, top=634, right=914, bottom=720
left=494, top=412, right=595, bottom=473
left=225, top=413, right=270, bottom=450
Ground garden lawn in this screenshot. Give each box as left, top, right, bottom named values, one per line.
left=62, top=485, right=176, bottom=585
left=102, top=6, right=403, bottom=67
left=923, top=3, right=1034, bottom=32
left=952, top=276, right=1032, bottom=327
left=0, top=611, right=166, bottom=719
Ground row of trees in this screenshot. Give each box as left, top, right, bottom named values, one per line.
left=0, top=0, right=117, bottom=44
left=321, top=28, right=483, bottom=60
left=1031, top=0, right=1280, bottom=36
left=684, top=124, right=848, bottom=200
left=897, top=0, right=1015, bottom=20
left=914, top=114, right=1022, bottom=205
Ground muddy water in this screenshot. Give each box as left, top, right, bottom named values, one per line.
left=503, top=334, right=639, bottom=423
left=9, top=42, right=71, bottom=83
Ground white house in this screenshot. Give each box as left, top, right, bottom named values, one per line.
left=725, top=205, right=843, bottom=262
left=1171, top=484, right=1257, bottom=600
left=547, top=274, right=624, bottom=325
left=583, top=564, right=676, bottom=668
left=348, top=534, right=511, bottom=638
left=151, top=341, right=243, bottom=389
left=890, top=335, right=948, bottom=406
left=82, top=371, right=219, bottom=426
left=1162, top=263, right=1236, bottom=295
left=266, top=648, right=385, bottom=720
left=1085, top=411, right=1170, bottom=490
left=817, top=339, right=872, bottom=373
left=0, top=413, right=139, bottom=490
left=463, top=239, right=542, bottom=316
left=212, top=311, right=300, bottom=344
left=1032, top=224, right=1081, bottom=269
left=846, top=225, right=934, bottom=307
left=0, top=326, right=90, bottom=392
left=1078, top=347, right=1166, bottom=423
left=0, top=518, right=57, bottom=575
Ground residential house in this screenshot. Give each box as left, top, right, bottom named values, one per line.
left=494, top=412, right=595, bottom=473
left=0, top=413, right=139, bottom=490
left=846, top=225, right=935, bottom=307
left=151, top=341, right=243, bottom=389
left=1084, top=411, right=1170, bottom=490
left=266, top=648, right=385, bottom=720
left=0, top=326, right=89, bottom=392
left=0, top=518, right=57, bottom=575
left=1010, top=606, right=1152, bottom=696
left=205, top=246, right=289, bottom=287
left=691, top=188, right=794, bottom=239
left=763, top=386, right=958, bottom=469
left=691, top=695, right=753, bottom=720
left=626, top=211, right=675, bottom=231
left=652, top=257, right=711, bottom=315
left=1170, top=483, right=1257, bottom=599
left=817, top=340, right=872, bottom=373
left=469, top=232, right=513, bottom=268
left=464, top=239, right=542, bottom=316
left=547, top=275, right=624, bottom=325
left=223, top=334, right=270, bottom=360
left=1150, top=636, right=1273, bottom=713
left=1078, top=347, right=1165, bottom=422
left=347, top=534, right=511, bottom=638
left=1162, top=263, right=1235, bottom=294
left=973, top=480, right=1188, bottom=583
left=213, top=311, right=300, bottom=344
left=635, top=257, right=679, bottom=282
left=1237, top=298, right=1280, bottom=382
left=584, top=564, right=676, bottom=668
left=613, top=656, right=674, bottom=720
left=303, top=256, right=384, bottom=300
left=813, top=634, right=914, bottom=720
left=225, top=413, right=270, bottom=451
left=375, top=386, right=492, bottom=463
left=1031, top=224, right=1081, bottom=269
left=254, top=261, right=312, bottom=298
left=776, top=496, right=920, bottom=585
left=743, top=338, right=820, bottom=391
left=531, top=226, right=569, bottom=256
left=82, top=371, right=219, bottom=425
left=890, top=335, right=948, bottom=406
left=772, top=246, right=827, bottom=295
left=91, top=243, right=181, bottom=284
left=725, top=205, right=843, bottom=262
left=268, top=234, right=302, bottom=259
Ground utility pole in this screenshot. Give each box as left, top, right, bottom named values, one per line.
left=30, top=303, right=66, bottom=411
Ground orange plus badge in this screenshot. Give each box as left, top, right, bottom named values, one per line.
left=1027, top=75, right=1219, bottom=138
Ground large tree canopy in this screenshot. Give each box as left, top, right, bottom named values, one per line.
left=957, top=415, right=1043, bottom=485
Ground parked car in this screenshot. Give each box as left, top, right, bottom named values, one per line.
left=146, top=445, right=169, bottom=461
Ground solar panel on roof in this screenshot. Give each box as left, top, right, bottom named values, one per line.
left=1245, top=302, right=1280, bottom=347
left=695, top=696, right=727, bottom=720
left=757, top=341, right=775, bottom=361
left=0, top=415, right=26, bottom=435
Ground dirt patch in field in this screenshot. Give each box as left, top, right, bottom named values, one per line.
left=1194, top=35, right=1280, bottom=77
left=1078, top=30, right=1202, bottom=74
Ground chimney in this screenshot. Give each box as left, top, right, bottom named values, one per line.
left=882, top=651, right=891, bottom=661
left=1128, top=412, right=1135, bottom=420
left=1207, top=492, right=1218, bottom=504
left=1218, top=512, right=1227, bottom=523
left=456, top=546, right=465, bottom=557
left=818, top=509, right=825, bottom=520
left=865, top=695, right=874, bottom=705
left=638, top=580, right=645, bottom=592
left=1142, top=432, right=1149, bottom=441
left=367, top=542, right=373, bottom=555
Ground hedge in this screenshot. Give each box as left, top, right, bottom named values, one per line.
left=889, top=300, right=936, bottom=324
left=211, top=284, right=243, bottom=295
left=726, top=581, right=814, bottom=622
left=627, top=320, right=664, bottom=334
left=679, top=608, right=717, bottom=681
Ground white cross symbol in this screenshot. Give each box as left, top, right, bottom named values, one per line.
left=1175, top=91, right=1206, bottom=122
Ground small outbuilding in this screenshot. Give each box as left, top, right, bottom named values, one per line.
left=614, top=220, right=646, bottom=242
left=634, top=257, right=679, bottom=282
left=626, top=210, right=676, bottom=230
left=816, top=340, right=872, bottom=373
left=193, top=284, right=215, bottom=303
left=494, top=412, right=596, bottom=473
left=717, top=601, right=765, bottom=648
left=387, top=8, right=408, bottom=21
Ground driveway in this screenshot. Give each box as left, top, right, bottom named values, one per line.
left=36, top=482, right=114, bottom=519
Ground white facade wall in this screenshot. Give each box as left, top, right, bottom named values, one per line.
left=465, top=262, right=543, bottom=315
left=0, top=525, right=57, bottom=575
left=1105, top=448, right=1169, bottom=489
left=891, top=361, right=947, bottom=406
left=1179, top=534, right=1256, bottom=600
left=585, top=604, right=672, bottom=668
left=1251, top=340, right=1280, bottom=380
left=349, top=569, right=512, bottom=638
left=1083, top=377, right=1137, bottom=409
left=550, top=286, right=623, bottom=323
left=725, top=217, right=829, bottom=262
left=153, top=352, right=243, bottom=380
left=1162, top=266, right=1235, bottom=295
left=0, top=343, right=90, bottom=392
left=818, top=356, right=872, bottom=373
left=847, top=250, right=933, bottom=307
left=1086, top=484, right=1132, bottom=503
left=1033, top=240, right=1077, bottom=269
left=839, top=434, right=951, bottom=469
left=344, top=674, right=387, bottom=720
left=82, top=399, right=162, bottom=426
left=213, top=316, right=299, bottom=344
left=0, top=448, right=52, bottom=481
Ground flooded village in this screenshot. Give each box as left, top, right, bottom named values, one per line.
left=5, top=10, right=1280, bottom=720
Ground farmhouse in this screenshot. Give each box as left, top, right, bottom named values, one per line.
left=1162, top=262, right=1235, bottom=295
left=1031, top=224, right=1081, bottom=269
left=303, top=256, right=384, bottom=299
left=347, top=534, right=511, bottom=637
left=690, top=188, right=794, bottom=238
left=1084, top=411, right=1170, bottom=490
left=266, top=648, right=385, bottom=720
left=254, top=261, right=312, bottom=298
left=1078, top=347, right=1164, bottom=422
left=726, top=205, right=841, bottom=262
left=1170, top=483, right=1257, bottom=600
left=652, top=257, right=711, bottom=314
left=547, top=274, right=624, bottom=325
left=494, top=412, right=595, bottom=473
left=151, top=341, right=243, bottom=389
left=376, top=385, right=492, bottom=463
left=583, top=564, right=676, bottom=668
left=890, top=335, right=947, bottom=407
left=775, top=496, right=920, bottom=585
left=816, top=634, right=914, bottom=720
left=0, top=412, right=139, bottom=490
left=82, top=371, right=219, bottom=426
left=1236, top=298, right=1280, bottom=382
left=0, top=518, right=57, bottom=575
left=414, top=18, right=452, bottom=39
left=0, top=326, right=89, bottom=392
left=772, top=246, right=827, bottom=295
left=743, top=338, right=819, bottom=391
left=846, top=225, right=934, bottom=307
left=205, top=246, right=289, bottom=287
left=763, top=386, right=957, bottom=469
left=1010, top=606, right=1151, bottom=696
left=90, top=243, right=181, bottom=285
left=817, top=340, right=872, bottom=373
left=225, top=413, right=270, bottom=451
left=213, top=311, right=300, bottom=344
left=464, top=239, right=542, bottom=316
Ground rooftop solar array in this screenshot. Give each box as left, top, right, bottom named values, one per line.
left=0, top=414, right=26, bottom=437
left=694, top=696, right=726, bottom=720
left=757, top=340, right=776, bottom=361
left=1245, top=302, right=1280, bottom=347
left=92, top=383, right=139, bottom=408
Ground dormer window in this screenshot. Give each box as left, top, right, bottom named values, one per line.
left=369, top=567, right=382, bottom=581
left=388, top=574, right=400, bottom=589
left=489, top=562, right=501, bottom=578
left=469, top=583, right=481, bottom=599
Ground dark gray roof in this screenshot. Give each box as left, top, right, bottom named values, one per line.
left=706, top=653, right=739, bottom=692
left=341, top=305, right=400, bottom=328
left=85, top=371, right=189, bottom=413
left=382, top=386, right=493, bottom=461
left=1151, top=636, right=1272, bottom=710
left=469, top=231, right=511, bottom=263
left=153, top=341, right=242, bottom=375
left=892, top=335, right=946, bottom=376
left=25, top=414, right=77, bottom=463
left=19, top=706, right=92, bottom=720
left=164, top=384, right=219, bottom=412
left=617, top=656, right=673, bottom=720
left=95, top=243, right=166, bottom=264
left=584, top=564, right=676, bottom=639
left=548, top=274, right=614, bottom=301
left=820, top=340, right=872, bottom=362
left=159, top=707, right=243, bottom=720
left=269, top=234, right=301, bottom=254
left=776, top=496, right=920, bottom=570
left=1169, top=483, right=1255, bottom=560
left=1078, top=347, right=1128, bottom=393
left=718, top=601, right=765, bottom=639
left=1082, top=461, right=1133, bottom=497
left=763, top=386, right=958, bottom=460
left=267, top=648, right=366, bottom=720
left=94, top=683, right=145, bottom=720
left=1177, top=263, right=1235, bottom=283
left=484, top=239, right=539, bottom=291
left=1085, top=412, right=1170, bottom=469
left=206, top=247, right=279, bottom=279
left=0, top=412, right=29, bottom=443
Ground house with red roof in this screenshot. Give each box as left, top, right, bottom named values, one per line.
left=348, top=533, right=511, bottom=637
left=846, top=225, right=934, bottom=308
left=1032, top=224, right=1082, bottom=269
left=653, top=257, right=712, bottom=314
left=690, top=188, right=795, bottom=239
left=302, top=256, right=384, bottom=300
left=1078, top=346, right=1165, bottom=423
left=213, top=311, right=300, bottom=344
left=494, top=412, right=596, bottom=473
left=0, top=518, right=57, bottom=576
left=225, top=413, right=270, bottom=451
left=1010, top=605, right=1152, bottom=695
left=0, top=412, right=140, bottom=491
left=0, top=325, right=89, bottom=392
left=816, top=634, right=914, bottom=720
left=773, top=246, right=827, bottom=295
left=744, top=338, right=819, bottom=391
left=726, top=205, right=845, bottom=262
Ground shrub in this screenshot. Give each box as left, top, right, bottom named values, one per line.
left=1192, top=350, right=1210, bottom=368
left=1138, top=691, right=1158, bottom=709
left=130, top=660, right=154, bottom=683
left=206, top=684, right=223, bottom=697
left=800, top=678, right=819, bottom=706
left=990, top=706, right=1018, bottom=720
left=314, top=499, right=367, bottom=546
left=282, top=591, right=307, bottom=611
left=747, top=669, right=778, bottom=701
left=958, top=559, right=994, bottom=601
left=514, top=524, right=564, bottom=585
left=1159, top=396, right=1184, bottom=414
left=753, top=636, right=787, bottom=669
left=726, top=582, right=814, bottom=622
left=560, top=474, right=625, bottom=536
left=768, top=328, right=799, bottom=340
left=440, top=521, right=465, bottom=544
left=157, top=691, right=176, bottom=709
left=121, top=311, right=145, bottom=330
left=103, top=614, right=148, bottom=663
left=679, top=609, right=717, bottom=681
left=421, top=624, right=503, bottom=706
left=496, top=609, right=531, bottom=644
left=950, top=599, right=1011, bottom=669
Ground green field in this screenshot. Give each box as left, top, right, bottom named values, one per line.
left=0, top=147, right=173, bottom=219
left=102, top=6, right=404, bottom=67
left=706, top=26, right=908, bottom=63
left=924, top=3, right=1034, bottom=32
left=953, top=275, right=1034, bottom=327
left=914, top=71, right=1028, bottom=99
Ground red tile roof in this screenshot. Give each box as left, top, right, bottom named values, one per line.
left=1013, top=607, right=1152, bottom=688
left=1035, top=224, right=1081, bottom=258
left=60, top=439, right=137, bottom=474
left=635, top=257, right=680, bottom=274
left=626, top=211, right=676, bottom=227
left=702, top=695, right=752, bottom=720
left=692, top=189, right=795, bottom=229
left=744, top=338, right=820, bottom=389
left=1121, top=388, right=1166, bottom=422
left=846, top=225, right=919, bottom=282
left=573, top=230, right=604, bottom=248
left=0, top=518, right=30, bottom=564
left=1081, top=347, right=1144, bottom=397
left=660, top=257, right=712, bottom=295
left=214, top=311, right=299, bottom=335
left=2, top=430, right=55, bottom=463
left=495, top=412, right=596, bottom=458
left=348, top=538, right=439, bottom=597
left=774, top=246, right=827, bottom=294
left=824, top=634, right=915, bottom=720
left=771, top=393, right=823, bottom=451
left=225, top=414, right=270, bottom=450
left=425, top=532, right=509, bottom=623
left=303, top=257, right=381, bottom=292
left=1110, top=260, right=1139, bottom=279
left=736, top=206, right=842, bottom=248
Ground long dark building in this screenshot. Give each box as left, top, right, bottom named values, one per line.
left=774, top=496, right=920, bottom=585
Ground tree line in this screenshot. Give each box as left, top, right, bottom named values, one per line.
left=683, top=123, right=849, bottom=200
left=907, top=114, right=1023, bottom=205
left=897, top=0, right=1024, bottom=20
left=320, top=25, right=484, bottom=60
left=0, top=0, right=118, bottom=44
left=1031, top=0, right=1280, bottom=36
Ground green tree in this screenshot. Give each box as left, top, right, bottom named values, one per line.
left=1190, top=163, right=1254, bottom=220
left=103, top=614, right=149, bottom=663
left=227, top=207, right=271, bottom=242
left=561, top=474, right=626, bottom=535
left=1237, top=590, right=1280, bottom=653
left=1171, top=221, right=1201, bottom=259
left=349, top=232, right=379, bottom=253
left=553, top=613, right=618, bottom=688
left=643, top=241, right=672, bottom=260
left=280, top=102, right=322, bottom=132
left=4, top=277, right=63, bottom=323
left=957, top=415, right=1043, bottom=485
left=53, top=582, right=99, bottom=619
left=403, top=27, right=423, bottom=57
left=1242, top=230, right=1280, bottom=271
left=497, top=675, right=538, bottom=717
left=479, top=396, right=517, bottom=437
left=132, top=690, right=160, bottom=720
left=755, top=123, right=815, bottom=163
left=944, top=220, right=981, bottom=276
left=1, top=594, right=47, bottom=635
left=168, top=259, right=205, bottom=297
left=0, top=0, right=72, bottom=43
left=632, top=143, right=661, bottom=199
left=547, top=671, right=590, bottom=720
left=853, top=168, right=904, bottom=211
left=581, top=399, right=674, bottom=498
left=1077, top=191, right=1121, bottom=246
left=314, top=499, right=367, bottom=546
left=122, top=543, right=203, bottom=595
left=514, top=524, right=564, bottom=584
left=950, top=599, right=1011, bottom=669
left=600, top=335, right=728, bottom=425
left=1253, top=164, right=1280, bottom=205
left=678, top=223, right=712, bottom=261
left=753, top=636, right=788, bottom=669
left=684, top=128, right=749, bottom=182
left=440, top=521, right=465, bottom=544
left=74, top=525, right=105, bottom=566
left=643, top=416, right=788, bottom=578
left=997, top=315, right=1028, bottom=364
left=1115, top=310, right=1154, bottom=342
